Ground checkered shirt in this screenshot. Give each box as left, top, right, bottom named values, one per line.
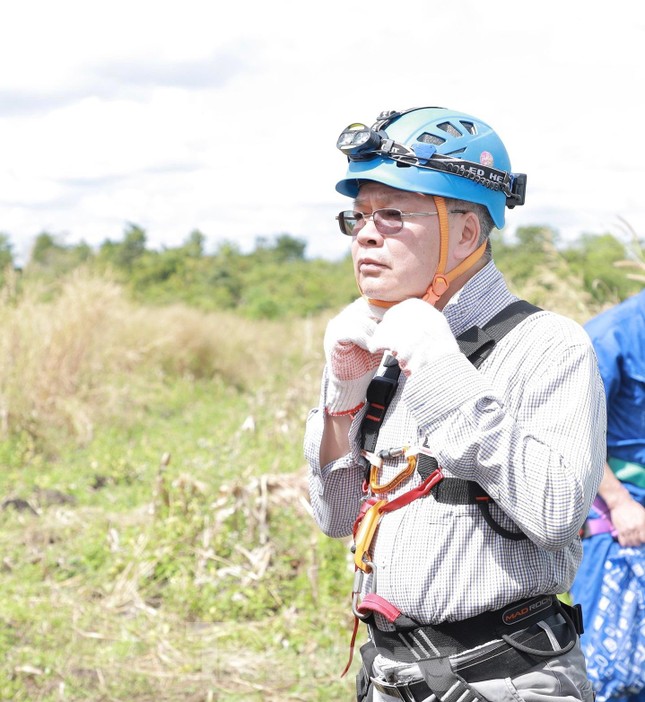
left=304, top=262, right=606, bottom=626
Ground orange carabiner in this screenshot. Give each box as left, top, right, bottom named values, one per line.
left=369, top=454, right=417, bottom=493
left=353, top=499, right=387, bottom=571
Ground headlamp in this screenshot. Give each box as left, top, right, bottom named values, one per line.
left=336, top=113, right=527, bottom=208
left=336, top=123, right=383, bottom=160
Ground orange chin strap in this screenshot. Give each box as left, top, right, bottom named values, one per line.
left=364, top=195, right=487, bottom=309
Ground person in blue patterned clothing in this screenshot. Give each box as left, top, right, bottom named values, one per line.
left=304, top=107, right=606, bottom=701
left=571, top=289, right=645, bottom=702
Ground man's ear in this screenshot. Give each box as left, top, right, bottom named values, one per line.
left=453, top=211, right=481, bottom=261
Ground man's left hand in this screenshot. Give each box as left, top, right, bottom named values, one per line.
left=368, top=298, right=460, bottom=376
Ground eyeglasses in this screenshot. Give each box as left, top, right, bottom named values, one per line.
left=335, top=208, right=466, bottom=237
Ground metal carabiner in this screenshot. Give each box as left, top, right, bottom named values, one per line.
left=351, top=562, right=377, bottom=620
left=351, top=569, right=367, bottom=619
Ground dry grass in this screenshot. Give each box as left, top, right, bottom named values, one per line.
left=0, top=247, right=630, bottom=450
left=503, top=230, right=607, bottom=324
left=0, top=269, right=326, bottom=451
left=613, top=217, right=645, bottom=285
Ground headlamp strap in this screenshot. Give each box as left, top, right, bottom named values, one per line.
left=380, top=139, right=517, bottom=197
left=372, top=107, right=449, bottom=132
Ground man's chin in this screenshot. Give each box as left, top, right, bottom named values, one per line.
left=359, top=284, right=418, bottom=303
left=361, top=289, right=397, bottom=302
left=356, top=277, right=390, bottom=300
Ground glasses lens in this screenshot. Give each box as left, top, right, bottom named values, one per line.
left=373, top=209, right=403, bottom=235
left=337, top=211, right=363, bottom=236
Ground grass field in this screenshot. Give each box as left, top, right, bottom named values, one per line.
left=0, top=273, right=359, bottom=700
left=0, top=259, right=632, bottom=701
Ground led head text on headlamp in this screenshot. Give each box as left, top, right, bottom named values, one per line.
left=336, top=112, right=527, bottom=209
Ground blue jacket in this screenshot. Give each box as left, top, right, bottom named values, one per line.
left=585, top=289, right=645, bottom=471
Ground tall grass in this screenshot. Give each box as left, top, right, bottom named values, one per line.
left=0, top=270, right=324, bottom=452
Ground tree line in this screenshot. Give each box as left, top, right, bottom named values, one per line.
left=0, top=222, right=642, bottom=318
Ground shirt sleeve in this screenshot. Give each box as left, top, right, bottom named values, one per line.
left=401, top=312, right=607, bottom=551
left=303, top=366, right=368, bottom=539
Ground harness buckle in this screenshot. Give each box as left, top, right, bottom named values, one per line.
left=366, top=372, right=398, bottom=408
left=370, top=677, right=419, bottom=702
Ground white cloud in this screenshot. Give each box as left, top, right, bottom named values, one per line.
left=2, top=0, right=645, bottom=266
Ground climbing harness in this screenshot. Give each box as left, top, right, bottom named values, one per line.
left=341, top=300, right=592, bottom=699
left=359, top=594, right=584, bottom=702
left=353, top=299, right=542, bottom=574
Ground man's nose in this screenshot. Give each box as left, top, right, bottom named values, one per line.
left=354, top=218, right=383, bottom=245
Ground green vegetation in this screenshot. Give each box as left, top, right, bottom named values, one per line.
left=0, top=224, right=642, bottom=700
left=7, top=222, right=644, bottom=319
left=492, top=223, right=644, bottom=306
left=15, top=228, right=358, bottom=319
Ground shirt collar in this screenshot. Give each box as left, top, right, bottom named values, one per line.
left=442, top=261, right=518, bottom=336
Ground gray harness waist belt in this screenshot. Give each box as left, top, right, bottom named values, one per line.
left=368, top=595, right=565, bottom=662
left=364, top=597, right=582, bottom=702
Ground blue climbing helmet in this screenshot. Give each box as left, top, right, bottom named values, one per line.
left=336, top=107, right=526, bottom=229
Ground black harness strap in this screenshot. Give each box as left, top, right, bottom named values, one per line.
left=458, top=299, right=542, bottom=368
left=361, top=354, right=401, bottom=454
left=431, top=479, right=528, bottom=540
left=360, top=299, right=541, bottom=540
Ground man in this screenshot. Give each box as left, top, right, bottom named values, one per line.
left=304, top=107, right=606, bottom=701
left=570, top=289, right=645, bottom=702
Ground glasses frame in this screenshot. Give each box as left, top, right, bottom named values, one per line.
left=335, top=208, right=467, bottom=237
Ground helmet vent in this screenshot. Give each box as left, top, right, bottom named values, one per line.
left=417, top=133, right=445, bottom=146
left=437, top=122, right=462, bottom=138
left=460, top=121, right=477, bottom=135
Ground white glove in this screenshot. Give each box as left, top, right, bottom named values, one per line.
left=323, top=298, right=385, bottom=415
left=367, top=298, right=459, bottom=376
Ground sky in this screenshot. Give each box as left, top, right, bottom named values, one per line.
left=1, top=0, right=644, bottom=266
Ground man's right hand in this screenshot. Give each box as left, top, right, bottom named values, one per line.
left=323, top=298, right=385, bottom=416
